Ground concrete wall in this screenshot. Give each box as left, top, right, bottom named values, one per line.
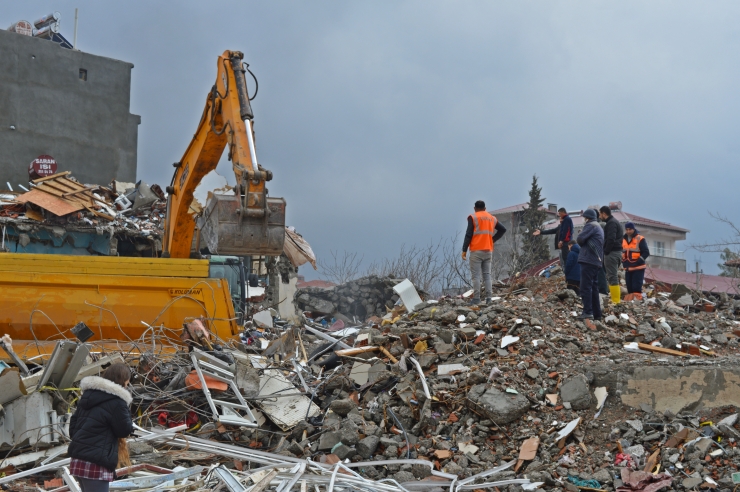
left=587, top=363, right=740, bottom=414
left=278, top=275, right=300, bottom=322
left=0, top=29, right=139, bottom=187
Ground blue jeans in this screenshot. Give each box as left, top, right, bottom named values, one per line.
left=625, top=269, right=645, bottom=294
left=580, top=263, right=602, bottom=319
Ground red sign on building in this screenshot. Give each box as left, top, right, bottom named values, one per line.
left=29, top=155, right=58, bottom=178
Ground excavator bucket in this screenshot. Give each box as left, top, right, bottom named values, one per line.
left=197, top=194, right=286, bottom=256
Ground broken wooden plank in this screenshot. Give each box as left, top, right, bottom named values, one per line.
left=62, top=186, right=97, bottom=198
left=335, top=346, right=379, bottom=357
left=31, top=171, right=71, bottom=184
left=643, top=448, right=660, bottom=472
left=514, top=436, right=539, bottom=472
left=637, top=343, right=688, bottom=357
left=378, top=346, right=399, bottom=363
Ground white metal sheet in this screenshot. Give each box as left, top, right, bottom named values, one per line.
left=255, top=370, right=320, bottom=431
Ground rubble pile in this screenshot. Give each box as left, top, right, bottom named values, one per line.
left=0, top=172, right=165, bottom=256
left=295, top=275, right=406, bottom=322
left=1, top=272, right=740, bottom=491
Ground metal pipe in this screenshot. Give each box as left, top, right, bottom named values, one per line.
left=303, top=325, right=352, bottom=349
left=0, top=458, right=71, bottom=485
left=244, top=120, right=259, bottom=172
left=327, top=463, right=340, bottom=492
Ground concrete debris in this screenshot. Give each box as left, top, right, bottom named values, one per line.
left=0, top=171, right=165, bottom=256
left=560, top=374, right=594, bottom=410
left=0, top=366, right=26, bottom=405
left=294, top=274, right=422, bottom=321
left=0, top=273, right=740, bottom=490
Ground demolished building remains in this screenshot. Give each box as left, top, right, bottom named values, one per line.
left=0, top=260, right=738, bottom=491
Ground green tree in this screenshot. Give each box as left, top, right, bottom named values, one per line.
left=514, top=175, right=552, bottom=271
left=718, top=248, right=740, bottom=277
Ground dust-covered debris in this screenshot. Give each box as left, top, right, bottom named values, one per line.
left=0, top=270, right=739, bottom=491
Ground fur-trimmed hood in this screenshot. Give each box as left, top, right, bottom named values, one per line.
left=80, top=376, right=132, bottom=405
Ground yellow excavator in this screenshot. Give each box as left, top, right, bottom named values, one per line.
left=163, top=50, right=285, bottom=259
left=0, top=51, right=286, bottom=360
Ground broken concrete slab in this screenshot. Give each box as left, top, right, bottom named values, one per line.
left=466, top=384, right=530, bottom=424
left=0, top=393, right=57, bottom=450
left=0, top=367, right=26, bottom=405
left=329, top=398, right=356, bottom=417
left=560, top=374, right=594, bottom=410
left=356, top=435, right=380, bottom=459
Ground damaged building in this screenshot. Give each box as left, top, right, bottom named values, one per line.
left=0, top=18, right=139, bottom=188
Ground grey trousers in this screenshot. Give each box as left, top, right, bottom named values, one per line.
left=559, top=247, right=568, bottom=268
left=604, top=251, right=622, bottom=286
left=469, top=250, right=493, bottom=300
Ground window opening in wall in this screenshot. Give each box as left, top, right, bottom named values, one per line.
left=654, top=241, right=665, bottom=257
left=79, top=69, right=87, bottom=81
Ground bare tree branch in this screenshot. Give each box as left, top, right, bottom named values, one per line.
left=439, top=233, right=471, bottom=295
left=366, top=241, right=443, bottom=294
left=318, top=250, right=364, bottom=284
left=692, top=212, right=740, bottom=253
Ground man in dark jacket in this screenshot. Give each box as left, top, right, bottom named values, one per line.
left=564, top=240, right=581, bottom=294
left=534, top=208, right=573, bottom=267
left=576, top=209, right=604, bottom=320
left=599, top=206, right=624, bottom=304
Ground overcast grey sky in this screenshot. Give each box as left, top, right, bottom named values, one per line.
left=5, top=2, right=739, bottom=276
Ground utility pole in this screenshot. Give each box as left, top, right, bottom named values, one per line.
left=73, top=8, right=78, bottom=50
left=695, top=261, right=700, bottom=291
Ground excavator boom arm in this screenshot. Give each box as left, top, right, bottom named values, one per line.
left=162, top=51, right=284, bottom=259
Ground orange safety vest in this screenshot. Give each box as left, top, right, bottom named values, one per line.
left=622, top=234, right=646, bottom=271
left=469, top=211, right=497, bottom=252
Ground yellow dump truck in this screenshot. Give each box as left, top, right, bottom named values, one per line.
left=0, top=253, right=248, bottom=360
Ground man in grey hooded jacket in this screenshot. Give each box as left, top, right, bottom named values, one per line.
left=576, top=209, right=604, bottom=320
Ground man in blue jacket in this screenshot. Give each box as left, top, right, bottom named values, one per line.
left=576, top=209, right=604, bottom=320
left=534, top=207, right=573, bottom=267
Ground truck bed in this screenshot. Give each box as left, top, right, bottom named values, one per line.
left=0, top=253, right=239, bottom=360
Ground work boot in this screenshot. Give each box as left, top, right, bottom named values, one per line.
left=469, top=298, right=480, bottom=306
left=609, top=285, right=621, bottom=305
left=485, top=297, right=492, bottom=305
left=577, top=313, right=594, bottom=320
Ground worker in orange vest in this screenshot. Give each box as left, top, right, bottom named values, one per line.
left=462, top=200, right=507, bottom=305
left=621, top=222, right=650, bottom=299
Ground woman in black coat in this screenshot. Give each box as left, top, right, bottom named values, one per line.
left=69, top=363, right=133, bottom=492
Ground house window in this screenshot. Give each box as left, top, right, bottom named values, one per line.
left=79, top=69, right=87, bottom=81
left=654, top=241, right=665, bottom=257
